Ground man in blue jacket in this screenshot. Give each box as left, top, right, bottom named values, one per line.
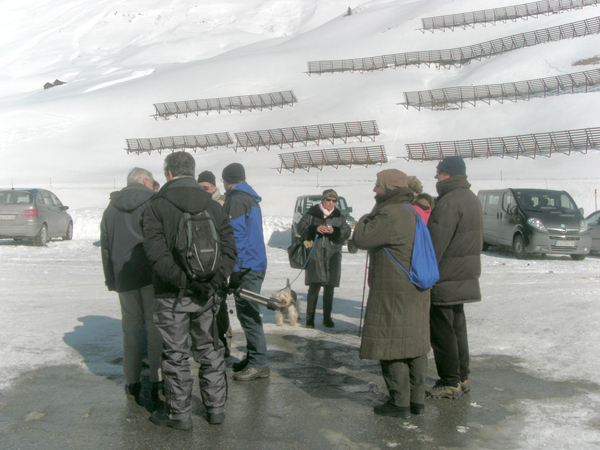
left=222, top=163, right=269, bottom=381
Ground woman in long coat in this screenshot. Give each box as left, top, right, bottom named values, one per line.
left=297, top=189, right=351, bottom=328
left=352, top=169, right=431, bottom=418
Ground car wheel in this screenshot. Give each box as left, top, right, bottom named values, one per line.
left=512, top=234, right=526, bottom=259
left=571, top=254, right=586, bottom=261
left=34, top=224, right=48, bottom=247
left=63, top=222, right=73, bottom=240
left=347, top=240, right=359, bottom=254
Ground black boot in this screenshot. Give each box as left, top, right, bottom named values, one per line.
left=322, top=285, right=335, bottom=328
left=306, top=284, right=320, bottom=329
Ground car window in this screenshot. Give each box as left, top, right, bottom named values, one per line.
left=49, top=192, right=63, bottom=207
left=40, top=190, right=54, bottom=205
left=587, top=212, right=600, bottom=225
left=486, top=193, right=501, bottom=211
left=2, top=191, right=33, bottom=204
left=502, top=192, right=515, bottom=212
left=304, top=197, right=320, bottom=212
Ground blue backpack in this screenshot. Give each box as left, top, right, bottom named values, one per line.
left=384, top=203, right=439, bottom=290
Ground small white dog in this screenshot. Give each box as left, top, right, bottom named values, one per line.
left=271, top=279, right=300, bottom=326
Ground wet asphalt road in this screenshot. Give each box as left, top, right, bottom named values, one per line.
left=1, top=329, right=597, bottom=450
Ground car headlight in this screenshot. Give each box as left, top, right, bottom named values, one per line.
left=580, top=220, right=588, bottom=232
left=527, top=218, right=547, bottom=231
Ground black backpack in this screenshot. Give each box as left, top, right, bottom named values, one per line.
left=173, top=210, right=223, bottom=283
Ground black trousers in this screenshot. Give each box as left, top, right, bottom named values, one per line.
left=306, top=283, right=334, bottom=317
left=429, top=304, right=470, bottom=386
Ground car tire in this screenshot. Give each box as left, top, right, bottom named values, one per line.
left=63, top=222, right=73, bottom=241
left=571, top=254, right=586, bottom=261
left=34, top=224, right=48, bottom=247
left=512, top=234, right=526, bottom=259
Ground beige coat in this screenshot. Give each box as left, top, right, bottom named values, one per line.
left=352, top=188, right=431, bottom=361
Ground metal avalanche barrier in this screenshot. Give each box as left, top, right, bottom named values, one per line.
left=307, top=16, right=600, bottom=73
left=406, top=127, right=600, bottom=160
left=125, top=133, right=233, bottom=154
left=421, top=0, right=600, bottom=32
left=278, top=145, right=388, bottom=173
left=403, top=68, right=600, bottom=110
left=153, top=90, right=297, bottom=119
left=234, top=120, right=379, bottom=151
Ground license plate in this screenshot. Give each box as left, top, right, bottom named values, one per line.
left=555, top=240, right=575, bottom=247
left=0, top=214, right=15, bottom=220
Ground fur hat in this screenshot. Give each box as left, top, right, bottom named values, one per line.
left=322, top=189, right=338, bottom=201
left=222, top=163, right=246, bottom=184
left=407, top=176, right=423, bottom=194
left=376, top=169, right=409, bottom=193
left=437, top=156, right=466, bottom=177
left=197, top=170, right=216, bottom=186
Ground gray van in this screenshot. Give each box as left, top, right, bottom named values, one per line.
left=478, top=188, right=591, bottom=260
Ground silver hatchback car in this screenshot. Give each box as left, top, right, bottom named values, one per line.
left=0, top=189, right=73, bottom=246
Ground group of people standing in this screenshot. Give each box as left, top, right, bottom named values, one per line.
left=101, top=151, right=483, bottom=429
left=101, top=152, right=271, bottom=430
left=352, top=156, right=483, bottom=418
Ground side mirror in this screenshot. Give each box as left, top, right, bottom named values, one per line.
left=348, top=206, right=353, bottom=212
left=61, top=205, right=69, bottom=211
left=507, top=205, right=518, bottom=215
left=579, top=207, right=584, bottom=216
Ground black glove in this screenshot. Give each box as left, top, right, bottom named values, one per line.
left=189, top=280, right=215, bottom=300
left=211, top=273, right=228, bottom=297
left=228, top=271, right=242, bottom=291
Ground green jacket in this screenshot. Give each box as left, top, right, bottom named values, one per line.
left=352, top=188, right=431, bottom=361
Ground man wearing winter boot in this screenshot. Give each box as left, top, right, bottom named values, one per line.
left=426, top=156, right=483, bottom=399
left=143, top=152, right=237, bottom=429
left=222, top=163, right=270, bottom=381
left=100, top=167, right=163, bottom=403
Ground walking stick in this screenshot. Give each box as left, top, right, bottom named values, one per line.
left=358, top=252, right=369, bottom=338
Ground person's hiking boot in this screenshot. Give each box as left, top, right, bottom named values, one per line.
left=410, top=402, right=425, bottom=415
left=207, top=410, right=225, bottom=425
left=232, top=365, right=270, bottom=381
left=323, top=316, right=335, bottom=328
left=306, top=314, right=315, bottom=329
left=373, top=402, right=410, bottom=419
left=425, top=380, right=463, bottom=399
left=460, top=377, right=471, bottom=394
left=149, top=411, right=193, bottom=431
left=232, top=358, right=248, bottom=373
left=151, top=381, right=164, bottom=402
left=125, top=382, right=141, bottom=400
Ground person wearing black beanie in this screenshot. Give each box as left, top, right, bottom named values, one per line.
left=426, top=156, right=483, bottom=399
left=221, top=163, right=246, bottom=184
left=221, top=163, right=270, bottom=381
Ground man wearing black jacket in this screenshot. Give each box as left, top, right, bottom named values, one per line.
left=143, top=152, right=237, bottom=429
left=101, top=167, right=162, bottom=402
left=426, top=156, right=483, bottom=399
